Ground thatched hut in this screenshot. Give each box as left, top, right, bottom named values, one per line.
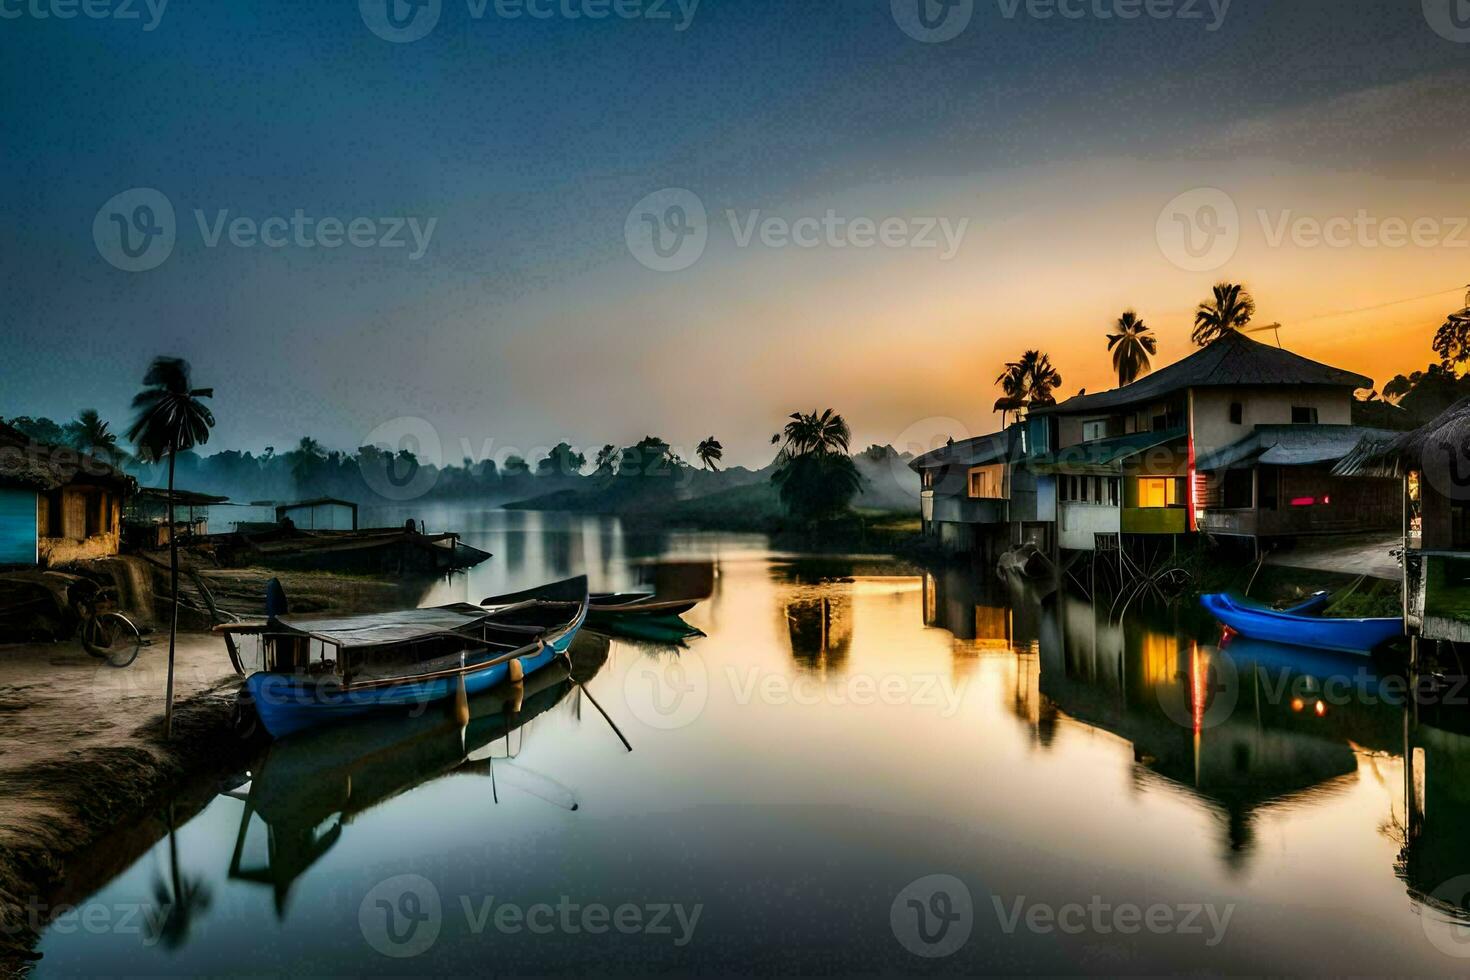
left=0, top=422, right=134, bottom=567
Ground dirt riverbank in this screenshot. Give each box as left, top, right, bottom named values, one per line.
left=0, top=632, right=255, bottom=974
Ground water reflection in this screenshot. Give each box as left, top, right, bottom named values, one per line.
left=227, top=634, right=611, bottom=915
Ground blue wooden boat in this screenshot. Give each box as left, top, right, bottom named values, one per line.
left=1200, top=592, right=1402, bottom=654
left=230, top=576, right=588, bottom=738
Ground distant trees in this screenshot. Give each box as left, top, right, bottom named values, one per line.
left=1192, top=282, right=1255, bottom=346
left=771, top=410, right=864, bottom=523
left=1106, top=311, right=1156, bottom=387
left=537, top=442, right=586, bottom=477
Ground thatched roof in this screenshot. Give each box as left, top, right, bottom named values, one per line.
left=0, top=422, right=134, bottom=493
left=1333, top=396, right=1470, bottom=478
left=1197, top=424, right=1400, bottom=472
left=1035, top=332, right=1371, bottom=417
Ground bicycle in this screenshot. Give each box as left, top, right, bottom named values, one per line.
left=71, top=583, right=148, bottom=668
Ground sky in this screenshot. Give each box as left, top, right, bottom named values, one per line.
left=3, top=0, right=1470, bottom=469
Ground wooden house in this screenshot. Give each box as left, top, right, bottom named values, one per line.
left=1336, top=398, right=1470, bottom=646
left=0, top=422, right=133, bottom=567
left=1028, top=332, right=1393, bottom=553
left=910, top=430, right=1015, bottom=557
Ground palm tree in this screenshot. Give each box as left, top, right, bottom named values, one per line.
left=289, top=436, right=326, bottom=486
left=1106, top=310, right=1157, bottom=387
left=995, top=351, right=1064, bottom=419
left=593, top=443, right=617, bottom=476
left=993, top=396, right=1025, bottom=430
left=775, top=409, right=852, bottom=457
left=771, top=410, right=863, bottom=523
left=66, top=408, right=127, bottom=466
left=126, top=357, right=215, bottom=738
left=696, top=437, right=724, bottom=471
left=1192, top=282, right=1256, bottom=346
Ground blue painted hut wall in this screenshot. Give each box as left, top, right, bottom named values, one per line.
left=0, top=489, right=38, bottom=565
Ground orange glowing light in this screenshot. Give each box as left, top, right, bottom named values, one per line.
left=1314, top=700, right=1327, bottom=717
left=1291, top=698, right=1304, bottom=712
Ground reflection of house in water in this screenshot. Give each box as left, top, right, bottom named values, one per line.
left=921, top=564, right=1042, bottom=650
left=1400, top=719, right=1470, bottom=919
left=1034, top=596, right=1398, bottom=868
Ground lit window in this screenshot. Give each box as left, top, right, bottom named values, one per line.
left=1138, top=478, right=1185, bottom=508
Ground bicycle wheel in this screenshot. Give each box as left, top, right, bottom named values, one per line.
left=83, top=612, right=143, bottom=668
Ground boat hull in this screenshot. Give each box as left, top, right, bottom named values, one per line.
left=248, top=617, right=582, bottom=739
left=1200, top=593, right=1402, bottom=655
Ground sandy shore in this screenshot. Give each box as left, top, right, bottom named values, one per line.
left=0, top=632, right=253, bottom=973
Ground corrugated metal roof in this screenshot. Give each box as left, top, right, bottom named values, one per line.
left=1197, top=425, right=1401, bottom=471
left=1029, top=427, right=1186, bottom=474
left=1034, top=333, right=1371, bottom=417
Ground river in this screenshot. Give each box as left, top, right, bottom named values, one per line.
left=30, top=508, right=1470, bottom=975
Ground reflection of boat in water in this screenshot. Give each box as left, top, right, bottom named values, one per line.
left=227, top=577, right=589, bottom=738
left=1201, top=592, right=1402, bottom=654
left=228, top=635, right=609, bottom=913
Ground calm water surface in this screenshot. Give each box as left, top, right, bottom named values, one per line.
left=33, top=508, right=1470, bottom=975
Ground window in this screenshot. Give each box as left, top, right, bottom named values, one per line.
left=1222, top=469, right=1253, bottom=509
left=1291, top=406, right=1319, bottom=424
left=1138, top=477, right=1185, bottom=508
left=1082, top=420, right=1108, bottom=442
left=968, top=465, right=1004, bottom=499
left=1229, top=402, right=1243, bottom=425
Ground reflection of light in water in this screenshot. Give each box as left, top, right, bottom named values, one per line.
left=973, top=604, right=1009, bottom=649
left=1141, top=630, right=1175, bottom=689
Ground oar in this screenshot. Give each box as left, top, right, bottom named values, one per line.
left=573, top=676, right=632, bottom=752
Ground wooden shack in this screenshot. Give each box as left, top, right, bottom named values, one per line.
left=0, top=422, right=134, bottom=567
